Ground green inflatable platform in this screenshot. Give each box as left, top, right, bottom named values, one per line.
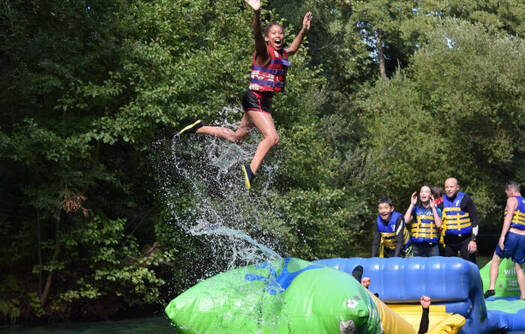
left=480, top=258, right=525, bottom=297
left=165, top=258, right=382, bottom=333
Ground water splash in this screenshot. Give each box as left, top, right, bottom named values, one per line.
left=155, top=106, right=284, bottom=277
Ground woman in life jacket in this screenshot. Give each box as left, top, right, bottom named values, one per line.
left=178, top=0, right=312, bottom=190
left=404, top=185, right=443, bottom=257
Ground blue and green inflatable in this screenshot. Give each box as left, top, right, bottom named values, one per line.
left=165, top=257, right=383, bottom=333
left=166, top=257, right=525, bottom=333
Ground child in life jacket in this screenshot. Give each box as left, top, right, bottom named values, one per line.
left=178, top=0, right=312, bottom=190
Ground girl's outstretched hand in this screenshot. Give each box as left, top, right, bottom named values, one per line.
left=303, top=11, right=312, bottom=30
left=244, top=0, right=261, bottom=11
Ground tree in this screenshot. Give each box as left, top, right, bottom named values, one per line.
left=356, top=18, right=525, bottom=229
left=444, top=0, right=525, bottom=37
left=350, top=0, right=421, bottom=79
left=0, top=0, right=330, bottom=322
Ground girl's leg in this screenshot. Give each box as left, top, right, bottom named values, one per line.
left=196, top=113, right=252, bottom=143
left=245, top=111, right=279, bottom=174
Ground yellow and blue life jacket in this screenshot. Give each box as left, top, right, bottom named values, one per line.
left=442, top=192, right=472, bottom=236
left=377, top=211, right=411, bottom=251
left=411, top=206, right=439, bottom=243
left=508, top=195, right=525, bottom=230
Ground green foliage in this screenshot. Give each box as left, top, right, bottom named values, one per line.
left=356, top=18, right=525, bottom=228
left=356, top=73, right=450, bottom=199
left=87, top=0, right=255, bottom=148
left=0, top=299, right=20, bottom=325
left=412, top=19, right=524, bottom=168
left=277, top=187, right=369, bottom=259
left=37, top=215, right=169, bottom=319
left=444, top=0, right=525, bottom=36
left=0, top=276, right=22, bottom=325
left=1, top=0, right=185, bottom=322
left=349, top=0, right=431, bottom=77
left=1, top=0, right=524, bottom=325
left=271, top=0, right=376, bottom=101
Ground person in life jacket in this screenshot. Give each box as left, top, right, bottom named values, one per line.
left=178, top=0, right=312, bottom=190
left=431, top=186, right=443, bottom=207
left=438, top=177, right=479, bottom=264
left=371, top=197, right=411, bottom=258
left=404, top=185, right=442, bottom=257
left=484, top=181, right=525, bottom=299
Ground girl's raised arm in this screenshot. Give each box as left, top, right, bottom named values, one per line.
left=245, top=0, right=269, bottom=66
left=286, top=11, right=312, bottom=56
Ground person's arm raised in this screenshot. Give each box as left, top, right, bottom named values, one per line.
left=285, top=11, right=312, bottom=56
left=418, top=296, right=431, bottom=334
left=404, top=191, right=417, bottom=224
left=245, top=0, right=269, bottom=66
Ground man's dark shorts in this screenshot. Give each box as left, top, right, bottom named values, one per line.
left=242, top=90, right=273, bottom=114
left=495, top=231, right=525, bottom=264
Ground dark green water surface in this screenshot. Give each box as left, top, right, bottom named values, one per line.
left=2, top=316, right=175, bottom=333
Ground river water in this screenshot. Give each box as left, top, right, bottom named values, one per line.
left=3, top=316, right=175, bottom=333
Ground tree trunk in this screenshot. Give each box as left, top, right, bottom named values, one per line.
left=37, top=211, right=42, bottom=297
left=40, top=221, right=61, bottom=308
left=376, top=29, right=387, bottom=80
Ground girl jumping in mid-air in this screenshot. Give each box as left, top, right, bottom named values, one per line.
left=178, top=0, right=312, bottom=190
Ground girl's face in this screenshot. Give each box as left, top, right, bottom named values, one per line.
left=420, top=186, right=432, bottom=203
left=265, top=25, right=284, bottom=50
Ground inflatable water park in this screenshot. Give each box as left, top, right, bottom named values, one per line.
left=165, top=256, right=525, bottom=333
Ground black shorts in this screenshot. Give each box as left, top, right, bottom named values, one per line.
left=242, top=90, right=273, bottom=114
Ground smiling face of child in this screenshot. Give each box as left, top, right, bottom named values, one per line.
left=378, top=202, right=394, bottom=221
left=264, top=24, right=284, bottom=50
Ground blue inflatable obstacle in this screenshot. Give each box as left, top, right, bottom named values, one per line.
left=481, top=259, right=525, bottom=332
left=485, top=298, right=525, bottom=333
left=316, top=257, right=525, bottom=333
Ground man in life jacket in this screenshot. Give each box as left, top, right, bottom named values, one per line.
left=178, top=0, right=312, bottom=190
left=484, top=181, right=525, bottom=299
left=371, top=197, right=411, bottom=258
left=404, top=185, right=442, bottom=257
left=438, top=177, right=479, bottom=264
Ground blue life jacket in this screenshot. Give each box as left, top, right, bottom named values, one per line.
left=508, top=195, right=525, bottom=230
left=442, top=192, right=472, bottom=236
left=377, top=211, right=411, bottom=250
left=410, top=206, right=439, bottom=244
